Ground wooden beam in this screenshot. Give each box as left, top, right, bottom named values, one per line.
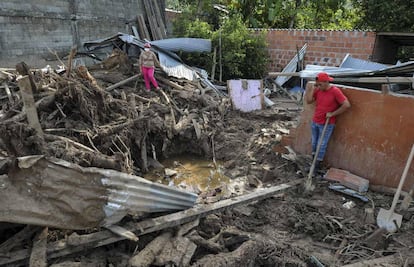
left=334, top=76, right=414, bottom=84
left=29, top=228, right=48, bottom=267
left=105, top=74, right=139, bottom=91
left=143, top=0, right=159, bottom=40
left=268, top=72, right=414, bottom=84
left=157, top=76, right=185, bottom=90
left=151, top=0, right=167, bottom=39
left=0, top=179, right=303, bottom=266
left=268, top=72, right=301, bottom=77
left=18, top=76, right=44, bottom=137
left=137, top=14, right=151, bottom=40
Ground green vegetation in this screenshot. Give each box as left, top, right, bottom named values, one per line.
left=171, top=3, right=269, bottom=81
left=166, top=0, right=414, bottom=79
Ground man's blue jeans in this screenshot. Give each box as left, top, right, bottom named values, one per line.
left=311, top=122, right=335, bottom=161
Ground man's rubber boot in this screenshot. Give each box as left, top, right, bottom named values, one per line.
left=314, top=160, right=322, bottom=177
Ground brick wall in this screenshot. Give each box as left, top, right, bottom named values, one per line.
left=256, top=29, right=377, bottom=72
left=0, top=0, right=144, bottom=68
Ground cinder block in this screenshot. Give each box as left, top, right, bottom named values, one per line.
left=325, top=168, right=370, bottom=193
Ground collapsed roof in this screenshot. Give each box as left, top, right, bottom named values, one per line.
left=82, top=33, right=222, bottom=95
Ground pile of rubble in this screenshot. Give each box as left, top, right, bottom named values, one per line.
left=0, top=47, right=413, bottom=266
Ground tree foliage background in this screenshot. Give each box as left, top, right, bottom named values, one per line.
left=170, top=0, right=269, bottom=80
left=169, top=0, right=414, bottom=31
left=166, top=0, right=414, bottom=79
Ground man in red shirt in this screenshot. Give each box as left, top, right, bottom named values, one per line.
left=305, top=72, right=351, bottom=173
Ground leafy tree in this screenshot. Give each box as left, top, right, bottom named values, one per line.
left=357, top=0, right=414, bottom=31
left=171, top=3, right=269, bottom=81
left=212, top=16, right=268, bottom=79
left=225, top=0, right=363, bottom=29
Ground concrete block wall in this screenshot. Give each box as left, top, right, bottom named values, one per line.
left=0, top=0, right=144, bottom=68
left=256, top=29, right=377, bottom=71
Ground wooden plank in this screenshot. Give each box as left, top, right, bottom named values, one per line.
left=0, top=225, right=39, bottom=254
left=0, top=179, right=303, bottom=266
left=334, top=77, right=414, bottom=84
left=268, top=72, right=414, bottom=84
left=157, top=76, right=185, bottom=90
left=137, top=15, right=151, bottom=40
left=143, top=0, right=159, bottom=40
left=268, top=72, right=301, bottom=77
left=151, top=0, right=166, bottom=39
left=29, top=228, right=48, bottom=267
left=18, top=76, right=44, bottom=137
left=105, top=74, right=140, bottom=91
left=2, top=82, right=13, bottom=102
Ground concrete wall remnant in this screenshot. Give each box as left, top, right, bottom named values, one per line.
left=228, top=80, right=264, bottom=112
left=0, top=0, right=145, bottom=67
left=292, top=85, right=414, bottom=190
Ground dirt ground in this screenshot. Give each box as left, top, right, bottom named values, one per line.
left=0, top=54, right=414, bottom=266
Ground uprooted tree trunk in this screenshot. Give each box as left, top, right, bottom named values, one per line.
left=0, top=62, right=229, bottom=177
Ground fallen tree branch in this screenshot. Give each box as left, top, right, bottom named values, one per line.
left=44, top=134, right=95, bottom=153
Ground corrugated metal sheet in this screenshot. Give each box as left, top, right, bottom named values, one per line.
left=275, top=43, right=307, bottom=86
left=300, top=65, right=364, bottom=79
left=301, top=61, right=414, bottom=79
left=340, top=53, right=389, bottom=70
left=158, top=52, right=197, bottom=81
left=150, top=38, right=212, bottom=53
left=0, top=156, right=197, bottom=229
left=83, top=33, right=223, bottom=95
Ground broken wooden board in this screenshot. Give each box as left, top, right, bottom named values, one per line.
left=0, top=179, right=303, bottom=266
left=29, top=228, right=48, bottom=267
left=137, top=14, right=151, bottom=40
left=18, top=76, right=43, bottom=137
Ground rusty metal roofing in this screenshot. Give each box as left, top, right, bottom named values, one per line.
left=0, top=156, right=198, bottom=230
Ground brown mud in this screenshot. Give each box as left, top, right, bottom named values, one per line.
left=0, top=52, right=413, bottom=266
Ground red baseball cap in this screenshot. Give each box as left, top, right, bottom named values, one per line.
left=316, top=72, right=334, bottom=82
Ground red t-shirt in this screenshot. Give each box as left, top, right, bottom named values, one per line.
left=312, top=86, right=347, bottom=124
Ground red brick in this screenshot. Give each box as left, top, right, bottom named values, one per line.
left=325, top=168, right=370, bottom=193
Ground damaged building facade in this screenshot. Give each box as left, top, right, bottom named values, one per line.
left=0, top=0, right=165, bottom=67
left=0, top=0, right=409, bottom=71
